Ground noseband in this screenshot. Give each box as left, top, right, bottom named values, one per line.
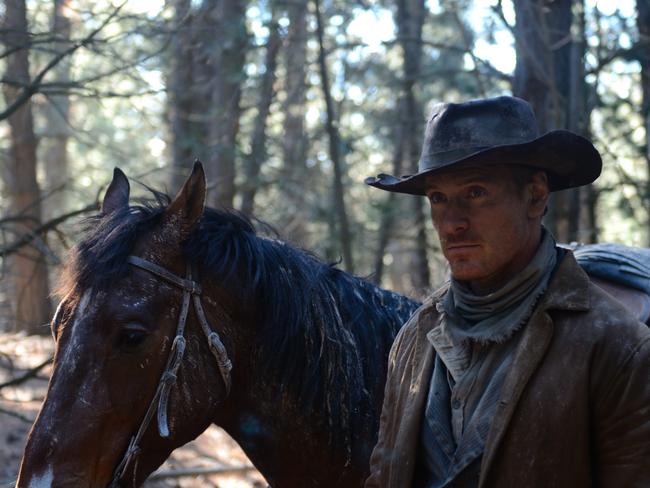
left=109, top=255, right=232, bottom=487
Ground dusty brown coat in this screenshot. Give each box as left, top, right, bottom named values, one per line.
left=366, top=252, right=650, bottom=488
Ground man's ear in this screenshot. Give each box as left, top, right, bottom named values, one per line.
left=102, top=168, right=130, bottom=214
left=527, top=171, right=550, bottom=219
left=164, top=161, right=206, bottom=238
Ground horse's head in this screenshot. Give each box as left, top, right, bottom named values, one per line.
left=17, top=163, right=232, bottom=487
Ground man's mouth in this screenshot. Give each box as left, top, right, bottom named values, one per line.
left=445, top=244, right=480, bottom=254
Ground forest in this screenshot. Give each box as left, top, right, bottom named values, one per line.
left=0, top=0, right=649, bottom=334
left=0, top=0, right=649, bottom=485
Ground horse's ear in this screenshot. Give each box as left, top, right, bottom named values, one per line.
left=165, top=160, right=206, bottom=235
left=102, top=167, right=130, bottom=215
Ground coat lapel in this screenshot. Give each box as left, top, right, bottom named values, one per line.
left=478, top=310, right=554, bottom=485
left=394, top=306, right=438, bottom=487
left=478, top=252, right=590, bottom=486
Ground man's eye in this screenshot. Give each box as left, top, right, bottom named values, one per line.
left=428, top=193, right=447, bottom=204
left=468, top=187, right=486, bottom=199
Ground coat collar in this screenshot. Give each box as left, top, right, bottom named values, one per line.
left=536, top=249, right=590, bottom=313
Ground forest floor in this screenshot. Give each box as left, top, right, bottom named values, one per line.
left=0, top=333, right=267, bottom=488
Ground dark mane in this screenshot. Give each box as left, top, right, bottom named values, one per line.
left=58, top=191, right=171, bottom=296
left=186, top=208, right=420, bottom=454
left=60, top=192, right=421, bottom=456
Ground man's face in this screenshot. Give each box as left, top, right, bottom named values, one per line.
left=425, top=163, right=547, bottom=294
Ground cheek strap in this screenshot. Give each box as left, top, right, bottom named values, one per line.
left=109, top=256, right=232, bottom=487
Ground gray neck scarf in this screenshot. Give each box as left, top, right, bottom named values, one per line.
left=439, top=229, right=558, bottom=343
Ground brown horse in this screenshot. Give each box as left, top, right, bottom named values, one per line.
left=16, top=163, right=420, bottom=488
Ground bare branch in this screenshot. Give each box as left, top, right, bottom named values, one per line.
left=149, top=465, right=257, bottom=480
left=491, top=0, right=515, bottom=34
left=0, top=356, right=52, bottom=391
left=0, top=204, right=97, bottom=259
left=0, top=1, right=128, bottom=121
left=0, top=405, right=34, bottom=424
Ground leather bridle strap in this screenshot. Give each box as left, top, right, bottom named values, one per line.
left=127, top=256, right=201, bottom=294
left=126, top=256, right=233, bottom=395
left=109, top=256, right=232, bottom=488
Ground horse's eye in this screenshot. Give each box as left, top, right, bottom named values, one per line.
left=115, top=324, right=149, bottom=352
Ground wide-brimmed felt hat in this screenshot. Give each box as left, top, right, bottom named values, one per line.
left=365, top=96, right=602, bottom=195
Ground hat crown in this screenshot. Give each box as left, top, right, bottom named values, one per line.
left=420, top=96, right=540, bottom=172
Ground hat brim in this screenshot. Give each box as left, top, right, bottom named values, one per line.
left=365, top=130, right=602, bottom=195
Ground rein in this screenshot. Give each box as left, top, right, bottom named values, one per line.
left=109, top=255, right=233, bottom=487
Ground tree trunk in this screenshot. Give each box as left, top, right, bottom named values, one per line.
left=168, top=0, right=209, bottom=189
left=410, top=197, right=431, bottom=294
left=407, top=92, right=431, bottom=293
left=513, top=0, right=572, bottom=130
left=240, top=15, right=282, bottom=216
left=314, top=0, right=354, bottom=272
left=402, top=0, right=430, bottom=294
left=566, top=0, right=587, bottom=243
left=282, top=0, right=308, bottom=174
left=373, top=0, right=429, bottom=292
left=168, top=0, right=247, bottom=201
left=582, top=184, right=599, bottom=243
left=512, top=0, right=577, bottom=242
left=279, top=0, right=309, bottom=246
left=205, top=0, right=248, bottom=208
left=638, top=0, right=650, bottom=246
left=42, top=0, right=72, bottom=221
left=2, top=0, right=51, bottom=334
left=371, top=113, right=405, bottom=284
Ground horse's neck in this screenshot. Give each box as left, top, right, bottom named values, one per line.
left=216, top=386, right=366, bottom=487
left=199, top=272, right=415, bottom=486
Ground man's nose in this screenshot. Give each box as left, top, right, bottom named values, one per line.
left=436, top=200, right=470, bottom=236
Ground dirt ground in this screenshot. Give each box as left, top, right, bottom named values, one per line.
left=0, top=333, right=267, bottom=488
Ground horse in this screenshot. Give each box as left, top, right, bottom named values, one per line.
left=16, top=162, right=422, bottom=488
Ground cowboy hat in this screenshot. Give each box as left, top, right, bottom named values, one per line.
left=365, top=96, right=602, bottom=195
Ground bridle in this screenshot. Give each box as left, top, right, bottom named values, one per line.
left=109, top=255, right=233, bottom=488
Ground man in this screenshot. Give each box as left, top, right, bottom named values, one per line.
left=364, top=96, right=650, bottom=487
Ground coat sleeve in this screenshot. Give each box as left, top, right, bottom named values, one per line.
left=364, top=326, right=403, bottom=488
left=594, top=330, right=650, bottom=488
left=364, top=312, right=420, bottom=488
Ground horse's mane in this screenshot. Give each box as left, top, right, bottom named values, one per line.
left=60, top=192, right=420, bottom=455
